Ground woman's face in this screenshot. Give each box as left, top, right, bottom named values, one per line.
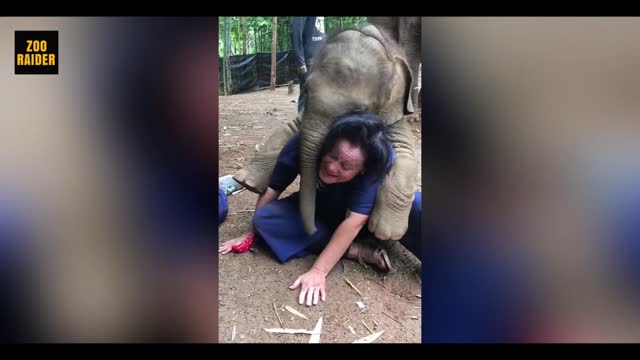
left=319, top=139, right=366, bottom=184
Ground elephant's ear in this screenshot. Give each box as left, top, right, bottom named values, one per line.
left=395, top=56, right=415, bottom=114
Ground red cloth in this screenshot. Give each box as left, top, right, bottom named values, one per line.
left=231, top=233, right=255, bottom=253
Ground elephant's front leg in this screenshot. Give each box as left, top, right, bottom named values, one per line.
left=233, top=114, right=302, bottom=193
left=368, top=118, right=419, bottom=240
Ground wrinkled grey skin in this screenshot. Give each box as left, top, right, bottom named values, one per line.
left=367, top=17, right=421, bottom=111
left=234, top=22, right=419, bottom=240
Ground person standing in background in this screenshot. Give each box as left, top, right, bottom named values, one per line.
left=291, top=17, right=325, bottom=113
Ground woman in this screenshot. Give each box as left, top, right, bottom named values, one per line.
left=219, top=112, right=421, bottom=306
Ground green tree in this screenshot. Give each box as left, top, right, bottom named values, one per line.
left=219, top=16, right=367, bottom=57
left=219, top=16, right=370, bottom=94
left=242, top=17, right=247, bottom=55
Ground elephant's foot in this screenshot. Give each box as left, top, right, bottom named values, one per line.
left=368, top=198, right=413, bottom=241
left=405, top=113, right=421, bottom=123
left=233, top=164, right=270, bottom=194
left=368, top=158, right=418, bottom=240
left=233, top=167, right=269, bottom=194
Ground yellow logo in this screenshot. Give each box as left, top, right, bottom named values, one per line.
left=15, top=31, right=58, bottom=75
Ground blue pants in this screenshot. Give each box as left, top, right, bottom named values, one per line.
left=252, top=191, right=422, bottom=264
left=218, top=187, right=228, bottom=225
left=297, top=73, right=308, bottom=113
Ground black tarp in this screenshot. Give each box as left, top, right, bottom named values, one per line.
left=220, top=50, right=300, bottom=94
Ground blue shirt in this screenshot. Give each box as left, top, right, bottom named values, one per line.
left=268, top=133, right=395, bottom=227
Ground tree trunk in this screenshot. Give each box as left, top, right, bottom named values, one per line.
left=242, top=17, right=247, bottom=55
left=279, top=18, right=286, bottom=50
left=285, top=17, right=291, bottom=50
left=282, top=19, right=286, bottom=49
left=271, top=17, right=278, bottom=90
left=253, top=28, right=257, bottom=54
left=223, top=16, right=232, bottom=95
left=222, top=17, right=228, bottom=95
left=230, top=18, right=234, bottom=56
left=263, top=29, right=267, bottom=52
left=232, top=18, right=236, bottom=56
left=236, top=17, right=240, bottom=55
left=277, top=19, right=281, bottom=50
left=222, top=19, right=226, bottom=95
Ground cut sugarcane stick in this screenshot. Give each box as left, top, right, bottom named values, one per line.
left=348, top=325, right=357, bottom=336
left=273, top=302, right=284, bottom=328
left=343, top=277, right=363, bottom=297
left=360, top=319, right=374, bottom=334
left=284, top=305, right=309, bottom=320
left=382, top=311, right=402, bottom=324
left=352, top=331, right=384, bottom=343
left=308, top=317, right=323, bottom=343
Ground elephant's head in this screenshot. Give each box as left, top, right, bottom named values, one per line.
left=298, top=25, right=414, bottom=235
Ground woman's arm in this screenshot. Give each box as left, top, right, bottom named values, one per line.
left=290, top=211, right=369, bottom=306
left=312, top=212, right=368, bottom=275
left=255, top=187, right=281, bottom=213
left=247, top=186, right=281, bottom=233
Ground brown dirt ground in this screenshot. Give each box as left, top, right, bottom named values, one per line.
left=219, top=86, right=422, bottom=343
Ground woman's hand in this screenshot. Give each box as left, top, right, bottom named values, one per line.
left=289, top=268, right=327, bottom=306
left=219, top=233, right=255, bottom=254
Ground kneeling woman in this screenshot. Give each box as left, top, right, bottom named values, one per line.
left=219, top=112, right=421, bottom=306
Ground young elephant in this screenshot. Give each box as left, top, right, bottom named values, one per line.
left=234, top=24, right=418, bottom=240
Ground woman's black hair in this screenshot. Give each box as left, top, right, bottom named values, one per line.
left=319, top=112, right=392, bottom=179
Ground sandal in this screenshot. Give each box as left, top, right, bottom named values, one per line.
left=347, top=243, right=392, bottom=273
left=231, top=233, right=255, bottom=253
left=219, top=175, right=244, bottom=196
left=376, top=248, right=392, bottom=272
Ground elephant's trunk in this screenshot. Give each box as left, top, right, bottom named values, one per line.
left=299, top=110, right=332, bottom=235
